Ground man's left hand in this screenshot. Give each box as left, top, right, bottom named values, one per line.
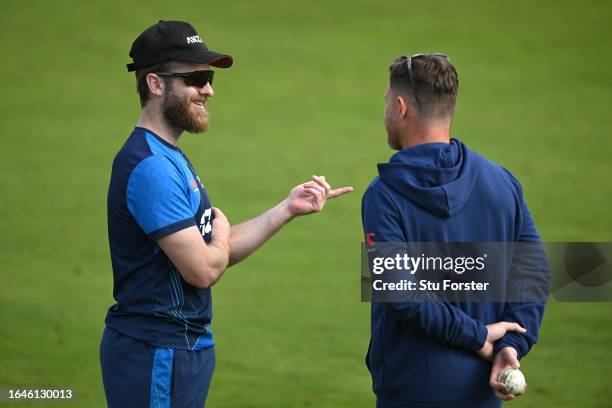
left=287, top=175, right=353, bottom=216
left=489, top=346, right=525, bottom=401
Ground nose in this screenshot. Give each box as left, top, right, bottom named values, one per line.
left=198, top=82, right=214, bottom=97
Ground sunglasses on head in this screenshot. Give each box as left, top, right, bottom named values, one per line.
left=155, top=70, right=214, bottom=88
left=404, top=53, right=449, bottom=106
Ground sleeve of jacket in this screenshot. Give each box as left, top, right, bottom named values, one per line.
left=362, top=179, right=488, bottom=352
left=494, top=171, right=550, bottom=359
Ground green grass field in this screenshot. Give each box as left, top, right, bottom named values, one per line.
left=1, top=0, right=611, bottom=406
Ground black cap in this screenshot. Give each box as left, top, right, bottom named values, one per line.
left=126, top=20, right=233, bottom=72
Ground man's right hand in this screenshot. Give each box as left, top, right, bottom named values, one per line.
left=477, top=322, right=526, bottom=361
left=211, top=207, right=230, bottom=251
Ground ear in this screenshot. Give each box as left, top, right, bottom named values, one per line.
left=396, top=95, right=412, bottom=119
left=146, top=73, right=165, bottom=97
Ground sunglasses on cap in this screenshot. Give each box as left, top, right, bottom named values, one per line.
left=404, top=53, right=449, bottom=106
left=155, top=70, right=214, bottom=88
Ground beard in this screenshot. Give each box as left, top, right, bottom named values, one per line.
left=162, top=85, right=209, bottom=134
left=385, top=120, right=402, bottom=150
left=387, top=132, right=402, bottom=150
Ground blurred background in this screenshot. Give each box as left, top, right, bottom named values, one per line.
left=1, top=0, right=611, bottom=406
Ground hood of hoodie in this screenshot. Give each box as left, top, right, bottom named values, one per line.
left=377, top=138, right=479, bottom=218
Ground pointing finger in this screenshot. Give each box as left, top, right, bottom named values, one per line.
left=328, top=186, right=354, bottom=198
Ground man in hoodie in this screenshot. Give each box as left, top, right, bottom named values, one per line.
left=361, top=54, right=547, bottom=407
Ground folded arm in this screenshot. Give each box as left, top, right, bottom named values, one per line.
left=157, top=208, right=231, bottom=288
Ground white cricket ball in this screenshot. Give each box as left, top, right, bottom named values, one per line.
left=498, top=368, right=526, bottom=395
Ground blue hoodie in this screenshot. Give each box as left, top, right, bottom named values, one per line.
left=361, top=139, right=546, bottom=407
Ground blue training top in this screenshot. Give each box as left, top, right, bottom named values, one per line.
left=106, top=127, right=215, bottom=350
left=362, top=139, right=547, bottom=406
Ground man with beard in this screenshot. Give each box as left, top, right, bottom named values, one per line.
left=101, top=20, right=352, bottom=408
left=361, top=54, right=547, bottom=407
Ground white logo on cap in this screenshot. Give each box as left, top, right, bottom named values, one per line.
left=186, top=35, right=203, bottom=44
